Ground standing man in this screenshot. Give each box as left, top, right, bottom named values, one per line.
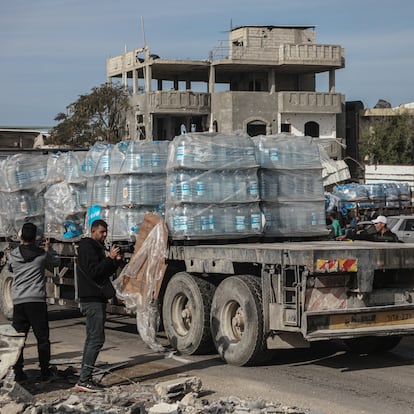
left=75, top=219, right=122, bottom=392
left=8, top=222, right=60, bottom=382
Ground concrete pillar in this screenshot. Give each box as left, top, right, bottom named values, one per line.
left=133, top=69, right=138, bottom=95
left=209, top=65, right=215, bottom=93
left=329, top=69, right=336, bottom=93
left=122, top=72, right=127, bottom=89
left=157, top=79, right=163, bottom=91
left=269, top=69, right=276, bottom=94
left=173, top=79, right=179, bottom=90
left=145, top=64, right=152, bottom=92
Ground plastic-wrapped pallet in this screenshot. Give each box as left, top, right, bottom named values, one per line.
left=254, top=134, right=327, bottom=238
left=44, top=182, right=86, bottom=240
left=85, top=140, right=169, bottom=241
left=166, top=131, right=262, bottom=240
left=333, top=184, right=370, bottom=210
left=0, top=154, right=48, bottom=240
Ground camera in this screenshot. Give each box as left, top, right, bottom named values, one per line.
left=112, top=243, right=134, bottom=254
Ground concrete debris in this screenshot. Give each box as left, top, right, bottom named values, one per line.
left=149, top=402, right=179, bottom=414
left=0, top=378, right=314, bottom=414
left=154, top=376, right=202, bottom=400
left=0, top=325, right=26, bottom=381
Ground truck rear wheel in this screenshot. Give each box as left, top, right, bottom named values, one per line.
left=345, top=335, right=402, bottom=354
left=0, top=266, right=14, bottom=320
left=210, top=275, right=266, bottom=366
left=162, top=272, right=216, bottom=355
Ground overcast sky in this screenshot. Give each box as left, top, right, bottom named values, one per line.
left=1, top=0, right=413, bottom=127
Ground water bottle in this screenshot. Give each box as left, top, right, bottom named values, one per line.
left=206, top=170, right=221, bottom=203
left=93, top=175, right=112, bottom=206
left=65, top=152, right=82, bottom=183
left=246, top=169, right=259, bottom=200
left=109, top=144, right=125, bottom=174
left=122, top=141, right=143, bottom=173
left=234, top=205, right=247, bottom=233
left=194, top=170, right=206, bottom=202
left=174, top=171, right=192, bottom=202
left=250, top=204, right=262, bottom=233
left=220, top=170, right=235, bottom=202
left=174, top=135, right=194, bottom=168
left=120, top=175, right=141, bottom=205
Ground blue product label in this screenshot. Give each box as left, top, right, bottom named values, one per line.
left=311, top=212, right=317, bottom=226
left=181, top=183, right=190, bottom=197
left=151, top=153, right=159, bottom=167
left=251, top=214, right=261, bottom=230
left=101, top=154, right=110, bottom=172
left=87, top=205, right=101, bottom=227
left=178, top=216, right=188, bottom=231
left=249, top=181, right=258, bottom=197
left=209, top=214, right=215, bottom=230
left=176, top=146, right=185, bottom=162
left=201, top=216, right=209, bottom=231
left=270, top=149, right=279, bottom=161
left=235, top=215, right=246, bottom=231
left=196, top=181, right=205, bottom=196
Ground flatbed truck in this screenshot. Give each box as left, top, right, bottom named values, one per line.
left=1, top=236, right=414, bottom=366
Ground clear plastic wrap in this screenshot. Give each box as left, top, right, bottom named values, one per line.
left=261, top=200, right=328, bottom=237
left=259, top=169, right=323, bottom=201
left=166, top=202, right=263, bottom=239
left=44, top=182, right=86, bottom=240
left=167, top=168, right=259, bottom=204
left=113, top=216, right=168, bottom=352
left=254, top=134, right=321, bottom=170
left=2, top=153, right=48, bottom=191
left=115, top=174, right=166, bottom=206
left=167, top=132, right=257, bottom=170
left=46, top=152, right=66, bottom=184
left=85, top=205, right=164, bottom=241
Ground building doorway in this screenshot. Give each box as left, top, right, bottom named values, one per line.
left=247, top=120, right=266, bottom=137
left=305, top=121, right=320, bottom=137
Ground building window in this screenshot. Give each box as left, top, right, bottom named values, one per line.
left=281, top=123, right=291, bottom=133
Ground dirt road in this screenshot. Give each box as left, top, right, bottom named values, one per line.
left=2, top=307, right=414, bottom=414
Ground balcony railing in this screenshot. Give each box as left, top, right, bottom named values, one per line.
left=148, top=91, right=211, bottom=112
left=280, top=92, right=343, bottom=113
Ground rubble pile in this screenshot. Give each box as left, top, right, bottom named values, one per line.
left=0, top=375, right=317, bottom=414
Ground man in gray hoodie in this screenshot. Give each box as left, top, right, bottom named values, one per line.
left=8, top=222, right=60, bottom=382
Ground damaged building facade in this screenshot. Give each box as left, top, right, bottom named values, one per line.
left=106, top=25, right=345, bottom=159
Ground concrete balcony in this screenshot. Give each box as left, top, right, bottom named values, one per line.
left=279, top=44, right=344, bottom=67
left=280, top=92, right=343, bottom=113
left=148, top=91, right=211, bottom=113
left=229, top=44, right=344, bottom=68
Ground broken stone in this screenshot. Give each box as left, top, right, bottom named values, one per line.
left=149, top=402, right=179, bottom=414
left=0, top=401, right=25, bottom=414
left=0, top=325, right=26, bottom=381
left=155, top=376, right=202, bottom=400
left=180, top=392, right=198, bottom=406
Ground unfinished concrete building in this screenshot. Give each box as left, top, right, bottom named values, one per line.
left=106, top=25, right=345, bottom=158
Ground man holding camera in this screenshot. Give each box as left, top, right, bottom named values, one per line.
left=75, top=219, right=122, bottom=392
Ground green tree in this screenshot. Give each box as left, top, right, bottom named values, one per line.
left=360, top=112, right=414, bottom=165
left=50, top=83, right=132, bottom=147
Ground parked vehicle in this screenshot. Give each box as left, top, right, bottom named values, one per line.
left=386, top=215, right=414, bottom=243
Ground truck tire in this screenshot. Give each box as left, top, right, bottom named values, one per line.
left=345, top=335, right=402, bottom=354
left=0, top=266, right=14, bottom=320
left=210, top=275, right=266, bottom=366
left=162, top=272, right=216, bottom=355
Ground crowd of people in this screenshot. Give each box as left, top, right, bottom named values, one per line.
left=327, top=209, right=399, bottom=242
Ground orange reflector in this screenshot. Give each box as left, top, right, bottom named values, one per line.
left=316, top=259, right=357, bottom=273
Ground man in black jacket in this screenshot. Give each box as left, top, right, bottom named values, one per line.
left=75, top=219, right=122, bottom=392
